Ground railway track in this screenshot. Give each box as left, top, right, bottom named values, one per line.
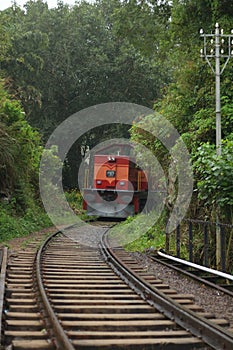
left=149, top=250, right=233, bottom=297
left=1, top=224, right=233, bottom=349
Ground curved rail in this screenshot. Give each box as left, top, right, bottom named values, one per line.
left=0, top=247, right=8, bottom=345
left=41, top=226, right=204, bottom=348
left=36, top=231, right=75, bottom=350
left=101, top=231, right=233, bottom=350
left=4, top=224, right=232, bottom=349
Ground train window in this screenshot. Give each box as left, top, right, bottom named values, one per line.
left=106, top=170, right=116, bottom=177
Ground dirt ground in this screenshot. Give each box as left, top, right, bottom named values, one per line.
left=0, top=226, right=58, bottom=253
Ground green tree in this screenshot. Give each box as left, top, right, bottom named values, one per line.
left=130, top=0, right=233, bottom=224
left=193, top=140, right=233, bottom=215
left=0, top=80, right=42, bottom=210
left=1, top=0, right=169, bottom=187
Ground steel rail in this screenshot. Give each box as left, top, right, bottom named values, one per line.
left=150, top=251, right=233, bottom=298
left=0, top=247, right=8, bottom=346
left=100, top=231, right=233, bottom=350
left=36, top=231, right=75, bottom=350
left=158, top=250, right=233, bottom=281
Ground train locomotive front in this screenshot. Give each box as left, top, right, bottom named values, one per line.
left=83, top=144, right=148, bottom=218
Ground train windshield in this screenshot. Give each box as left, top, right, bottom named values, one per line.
left=106, top=170, right=116, bottom=177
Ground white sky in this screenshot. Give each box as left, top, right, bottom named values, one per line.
left=0, top=0, right=95, bottom=11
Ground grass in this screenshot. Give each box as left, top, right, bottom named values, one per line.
left=0, top=190, right=86, bottom=243
left=109, top=212, right=168, bottom=252
left=0, top=204, right=52, bottom=242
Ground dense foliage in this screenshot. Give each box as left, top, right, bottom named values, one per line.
left=0, top=80, right=51, bottom=240
left=0, top=0, right=170, bottom=187
left=130, top=0, right=233, bottom=225
left=0, top=0, right=232, bottom=250
left=127, top=0, right=233, bottom=266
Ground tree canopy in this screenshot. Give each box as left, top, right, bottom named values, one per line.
left=0, top=0, right=232, bottom=224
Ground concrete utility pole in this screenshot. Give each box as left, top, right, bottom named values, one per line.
left=200, top=23, right=233, bottom=269
left=200, top=23, right=233, bottom=156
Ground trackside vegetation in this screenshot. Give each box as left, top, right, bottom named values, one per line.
left=0, top=80, right=52, bottom=241
left=0, top=0, right=232, bottom=261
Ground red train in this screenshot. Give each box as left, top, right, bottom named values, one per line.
left=82, top=143, right=149, bottom=218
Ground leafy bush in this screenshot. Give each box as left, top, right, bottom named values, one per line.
left=0, top=204, right=52, bottom=242
left=0, top=80, right=42, bottom=211
left=0, top=80, right=52, bottom=241
left=65, top=189, right=85, bottom=215
left=193, top=139, right=233, bottom=221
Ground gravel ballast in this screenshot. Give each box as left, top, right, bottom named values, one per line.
left=130, top=251, right=233, bottom=329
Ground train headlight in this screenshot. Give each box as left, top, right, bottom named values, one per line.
left=119, top=181, right=125, bottom=186
left=96, top=180, right=102, bottom=185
